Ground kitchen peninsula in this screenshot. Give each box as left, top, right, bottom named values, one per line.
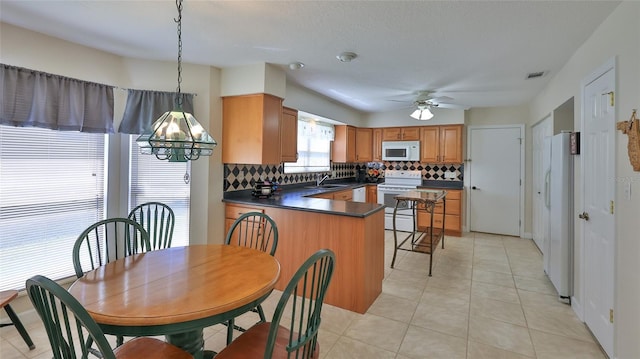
left=223, top=184, right=385, bottom=314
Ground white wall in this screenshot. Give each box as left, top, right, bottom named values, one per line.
left=529, top=2, right=640, bottom=358
left=284, top=83, right=366, bottom=126
left=365, top=107, right=464, bottom=127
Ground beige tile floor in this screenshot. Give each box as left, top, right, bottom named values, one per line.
left=1, top=231, right=608, bottom=358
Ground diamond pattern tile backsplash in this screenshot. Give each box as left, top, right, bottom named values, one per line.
left=224, top=162, right=463, bottom=192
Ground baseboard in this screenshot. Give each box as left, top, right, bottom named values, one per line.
left=522, top=232, right=533, bottom=239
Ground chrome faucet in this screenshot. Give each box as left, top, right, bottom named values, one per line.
left=317, top=174, right=331, bottom=186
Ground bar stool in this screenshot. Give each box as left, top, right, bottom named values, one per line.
left=0, top=290, right=35, bottom=350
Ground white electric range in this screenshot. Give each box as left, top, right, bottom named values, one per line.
left=377, top=170, right=422, bottom=232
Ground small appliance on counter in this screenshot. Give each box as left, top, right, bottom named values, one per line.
left=252, top=181, right=278, bottom=198
left=356, top=168, right=367, bottom=183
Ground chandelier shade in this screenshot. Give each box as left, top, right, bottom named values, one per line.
left=136, top=0, right=216, bottom=162
left=136, top=108, right=217, bottom=162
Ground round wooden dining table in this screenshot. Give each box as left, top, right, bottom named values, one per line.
left=68, top=244, right=280, bottom=359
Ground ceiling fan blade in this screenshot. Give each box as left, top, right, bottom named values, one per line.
left=434, top=103, right=469, bottom=110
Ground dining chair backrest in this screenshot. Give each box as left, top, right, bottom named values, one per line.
left=26, top=275, right=119, bottom=359
left=225, top=212, right=278, bottom=256
left=128, top=202, right=175, bottom=250
left=214, top=249, right=335, bottom=359
left=72, top=218, right=150, bottom=278
left=266, top=249, right=335, bottom=358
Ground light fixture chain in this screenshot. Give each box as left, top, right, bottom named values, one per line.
left=175, top=0, right=183, bottom=108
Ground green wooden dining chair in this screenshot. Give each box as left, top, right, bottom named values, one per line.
left=223, top=211, right=278, bottom=344
left=215, top=249, right=335, bottom=359
left=25, top=275, right=193, bottom=359
left=127, top=202, right=175, bottom=250
left=72, top=218, right=151, bottom=279
left=72, top=217, right=150, bottom=356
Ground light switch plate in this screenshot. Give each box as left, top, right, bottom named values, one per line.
left=444, top=171, right=456, bottom=179
left=624, top=182, right=632, bottom=200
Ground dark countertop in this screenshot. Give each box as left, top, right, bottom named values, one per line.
left=223, top=181, right=384, bottom=218
left=420, top=180, right=464, bottom=190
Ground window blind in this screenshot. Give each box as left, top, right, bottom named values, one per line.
left=129, top=137, right=190, bottom=247
left=0, top=125, right=106, bottom=291
left=284, top=120, right=334, bottom=174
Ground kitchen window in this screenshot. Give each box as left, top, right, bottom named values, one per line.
left=129, top=137, right=190, bottom=247
left=284, top=119, right=334, bottom=174
left=0, top=125, right=106, bottom=291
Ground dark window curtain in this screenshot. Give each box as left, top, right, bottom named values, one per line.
left=0, top=64, right=114, bottom=133
left=119, top=89, right=194, bottom=135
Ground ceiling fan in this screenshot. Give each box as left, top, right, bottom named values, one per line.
left=388, top=90, right=468, bottom=110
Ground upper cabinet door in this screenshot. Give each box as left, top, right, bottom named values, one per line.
left=333, top=125, right=357, bottom=163
left=222, top=93, right=283, bottom=164
left=281, top=107, right=298, bottom=163
left=382, top=127, right=420, bottom=141
left=420, top=126, right=440, bottom=163
left=372, top=128, right=383, bottom=161
left=401, top=127, right=420, bottom=141
left=355, top=128, right=373, bottom=162
left=439, top=125, right=463, bottom=163
left=382, top=127, right=402, bottom=141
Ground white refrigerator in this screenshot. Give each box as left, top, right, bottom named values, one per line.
left=544, top=132, right=574, bottom=300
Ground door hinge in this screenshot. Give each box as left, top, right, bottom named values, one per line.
left=610, top=309, right=614, bottom=323
left=610, top=200, right=614, bottom=214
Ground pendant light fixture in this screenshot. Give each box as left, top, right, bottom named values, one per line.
left=410, top=102, right=434, bottom=120
left=136, top=0, right=217, bottom=162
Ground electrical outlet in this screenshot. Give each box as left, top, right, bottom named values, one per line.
left=444, top=171, right=456, bottom=179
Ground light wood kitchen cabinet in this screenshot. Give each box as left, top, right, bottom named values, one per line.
left=222, top=93, right=283, bottom=164
left=224, top=202, right=385, bottom=314
left=417, top=189, right=462, bottom=236
left=224, top=203, right=265, bottom=236
left=332, top=189, right=353, bottom=201
left=419, top=125, right=463, bottom=163
left=333, top=125, right=356, bottom=163
left=366, top=185, right=378, bottom=203
left=372, top=128, right=382, bottom=161
left=355, top=127, right=373, bottom=162
left=280, top=106, right=298, bottom=163
left=382, top=127, right=420, bottom=141
left=311, top=188, right=353, bottom=201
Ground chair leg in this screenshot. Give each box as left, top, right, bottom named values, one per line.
left=83, top=337, right=103, bottom=359
left=256, top=304, right=266, bottom=323
left=226, top=319, right=235, bottom=345
left=3, top=304, right=35, bottom=350
left=116, top=335, right=124, bottom=346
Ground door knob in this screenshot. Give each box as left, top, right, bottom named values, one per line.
left=578, top=212, right=590, bottom=221
left=472, top=186, right=478, bottom=190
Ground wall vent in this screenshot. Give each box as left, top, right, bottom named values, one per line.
left=526, top=71, right=546, bottom=79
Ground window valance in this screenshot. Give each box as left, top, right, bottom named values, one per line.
left=0, top=64, right=115, bottom=133
left=118, top=89, right=194, bottom=135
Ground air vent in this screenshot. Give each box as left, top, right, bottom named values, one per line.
left=526, top=71, right=546, bottom=79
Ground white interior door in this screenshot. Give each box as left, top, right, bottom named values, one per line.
left=582, top=61, right=615, bottom=358
left=467, top=126, right=522, bottom=236
left=532, top=117, right=552, bottom=254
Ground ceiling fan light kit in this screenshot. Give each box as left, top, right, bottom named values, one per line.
left=410, top=106, right=434, bottom=120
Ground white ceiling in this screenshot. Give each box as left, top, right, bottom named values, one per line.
left=0, top=0, right=620, bottom=113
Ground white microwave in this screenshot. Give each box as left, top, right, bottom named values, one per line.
left=382, top=141, right=420, bottom=161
